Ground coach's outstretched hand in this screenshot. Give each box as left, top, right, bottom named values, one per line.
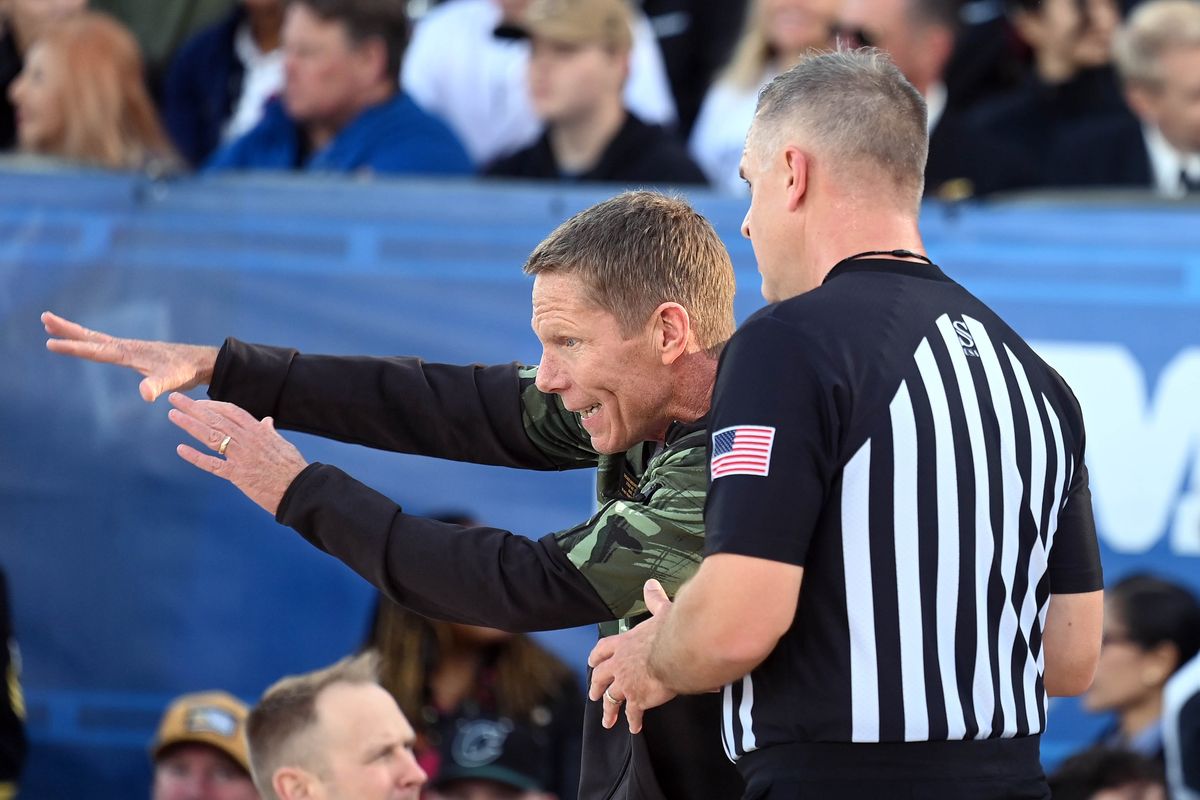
left=167, top=393, right=308, bottom=516
left=588, top=580, right=678, bottom=734
left=43, top=311, right=219, bottom=402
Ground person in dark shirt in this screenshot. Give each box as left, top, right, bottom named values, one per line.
left=162, top=0, right=286, bottom=167
left=486, top=0, right=707, bottom=186
left=0, top=567, right=25, bottom=800
left=590, top=49, right=1104, bottom=800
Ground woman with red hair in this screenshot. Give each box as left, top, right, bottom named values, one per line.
left=8, top=11, right=178, bottom=171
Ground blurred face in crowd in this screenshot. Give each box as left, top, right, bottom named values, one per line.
left=835, top=0, right=952, bottom=94
left=1127, top=45, right=1200, bottom=154
left=528, top=36, right=628, bottom=125
left=153, top=743, right=259, bottom=800
left=1014, top=0, right=1119, bottom=78
left=1083, top=598, right=1178, bottom=716
left=281, top=3, right=389, bottom=129
left=281, top=682, right=425, bottom=800
left=8, top=41, right=66, bottom=153
left=6, top=0, right=85, bottom=51
left=764, top=0, right=841, bottom=58
left=532, top=273, right=676, bottom=454
left=449, top=623, right=514, bottom=647
left=492, top=0, right=532, bottom=23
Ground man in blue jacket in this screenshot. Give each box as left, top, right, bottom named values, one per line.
left=207, top=0, right=472, bottom=176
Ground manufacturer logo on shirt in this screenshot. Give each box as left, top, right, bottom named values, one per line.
left=953, top=319, right=980, bottom=358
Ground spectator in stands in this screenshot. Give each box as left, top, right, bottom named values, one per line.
left=1083, top=574, right=1200, bottom=760
left=632, top=0, right=750, bottom=137
left=1164, top=651, right=1200, bottom=800
left=835, top=0, right=1036, bottom=197
left=428, top=717, right=557, bottom=800
left=366, top=579, right=582, bottom=800
left=245, top=651, right=426, bottom=800
left=163, top=0, right=286, bottom=167
left=403, top=0, right=676, bottom=167
left=0, top=0, right=86, bottom=150
left=1049, top=0, right=1200, bottom=195
left=1048, top=747, right=1167, bottom=800
left=969, top=0, right=1127, bottom=182
left=7, top=12, right=179, bottom=171
left=690, top=0, right=839, bottom=193
left=0, top=568, right=24, bottom=800
left=206, top=0, right=471, bottom=176
left=485, top=0, right=706, bottom=185
left=151, top=691, right=259, bottom=800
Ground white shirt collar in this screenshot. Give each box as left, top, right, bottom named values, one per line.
left=925, top=82, right=947, bottom=134
left=1143, top=124, right=1200, bottom=196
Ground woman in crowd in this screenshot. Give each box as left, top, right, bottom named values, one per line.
left=689, top=0, right=839, bottom=193
left=1084, top=573, right=1200, bottom=760
left=0, top=0, right=86, bottom=149
left=7, top=11, right=178, bottom=171
left=365, top=513, right=583, bottom=800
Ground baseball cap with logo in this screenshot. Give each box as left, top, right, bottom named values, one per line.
left=432, top=717, right=551, bottom=792
left=518, top=0, right=634, bottom=52
left=151, top=691, right=251, bottom=774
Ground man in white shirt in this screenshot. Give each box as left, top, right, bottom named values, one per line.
left=402, top=0, right=676, bottom=165
left=1050, top=0, right=1200, bottom=195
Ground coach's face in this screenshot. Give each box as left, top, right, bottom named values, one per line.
left=531, top=272, right=673, bottom=454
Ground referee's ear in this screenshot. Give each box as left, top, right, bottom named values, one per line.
left=783, top=145, right=809, bottom=212
left=650, top=302, right=694, bottom=365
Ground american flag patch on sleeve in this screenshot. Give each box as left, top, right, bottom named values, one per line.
left=711, top=425, right=776, bottom=479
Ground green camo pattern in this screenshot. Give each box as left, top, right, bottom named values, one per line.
left=516, top=366, right=709, bottom=637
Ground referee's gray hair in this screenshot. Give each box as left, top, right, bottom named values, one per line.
left=750, top=48, right=929, bottom=201
left=1113, top=0, right=1200, bottom=88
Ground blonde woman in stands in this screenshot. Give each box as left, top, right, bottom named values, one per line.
left=8, top=12, right=178, bottom=171
left=689, top=0, right=839, bottom=193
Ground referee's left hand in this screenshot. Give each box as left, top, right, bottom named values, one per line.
left=587, top=580, right=677, bottom=734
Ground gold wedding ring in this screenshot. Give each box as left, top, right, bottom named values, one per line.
left=603, top=688, right=624, bottom=706
left=218, top=435, right=232, bottom=456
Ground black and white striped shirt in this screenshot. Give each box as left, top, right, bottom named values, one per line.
left=704, top=258, right=1103, bottom=763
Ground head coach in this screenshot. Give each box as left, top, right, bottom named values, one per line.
left=589, top=48, right=1105, bottom=800
left=42, top=191, right=743, bottom=800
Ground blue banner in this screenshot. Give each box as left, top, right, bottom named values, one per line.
left=2, top=168, right=1198, bottom=796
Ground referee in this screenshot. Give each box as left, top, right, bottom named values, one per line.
left=589, top=49, right=1104, bottom=799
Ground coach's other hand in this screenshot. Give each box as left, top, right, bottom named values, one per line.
left=588, top=579, right=678, bottom=734
left=167, top=393, right=307, bottom=516
left=43, top=311, right=219, bottom=402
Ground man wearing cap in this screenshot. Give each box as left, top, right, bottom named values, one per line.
left=152, top=691, right=259, bottom=800
left=429, top=718, right=555, bottom=800
left=485, top=0, right=706, bottom=185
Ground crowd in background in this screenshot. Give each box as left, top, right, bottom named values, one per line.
left=2, top=0, right=1200, bottom=797
left=0, top=0, right=1199, bottom=195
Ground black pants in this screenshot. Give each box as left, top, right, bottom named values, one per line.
left=739, top=737, right=1049, bottom=800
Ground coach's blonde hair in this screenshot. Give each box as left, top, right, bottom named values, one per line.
left=25, top=12, right=178, bottom=170
left=523, top=191, right=736, bottom=353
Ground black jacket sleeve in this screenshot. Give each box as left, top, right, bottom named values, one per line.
left=276, top=464, right=614, bottom=631
left=209, top=338, right=594, bottom=471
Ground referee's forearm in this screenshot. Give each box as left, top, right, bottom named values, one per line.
left=648, top=588, right=765, bottom=694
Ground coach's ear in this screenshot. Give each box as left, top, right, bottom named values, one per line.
left=650, top=302, right=693, bottom=364
left=783, top=145, right=808, bottom=212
